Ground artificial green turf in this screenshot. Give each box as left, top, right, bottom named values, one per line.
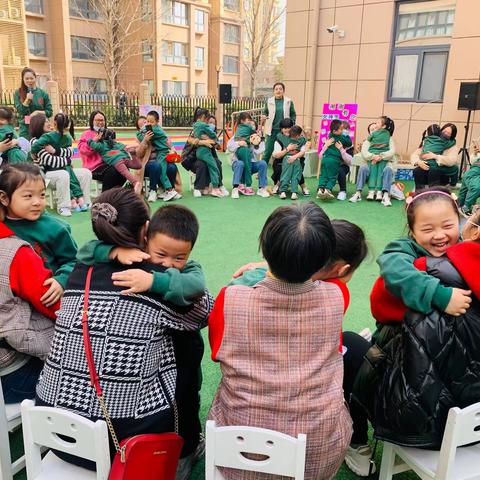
left=12, top=153, right=419, bottom=479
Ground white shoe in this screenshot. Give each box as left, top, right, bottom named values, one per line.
left=147, top=190, right=157, bottom=202
left=291, top=192, right=298, bottom=200
left=271, top=184, right=279, bottom=195
left=345, top=445, right=376, bottom=477
left=231, top=188, right=239, bottom=199
left=220, top=186, right=230, bottom=197
left=173, top=192, right=182, bottom=200
left=279, top=192, right=287, bottom=199
left=157, top=188, right=166, bottom=199
left=302, top=187, right=310, bottom=196
left=193, top=189, right=202, bottom=198
left=358, top=328, right=373, bottom=342
left=58, top=207, right=72, bottom=217
left=163, top=189, right=177, bottom=202
left=382, top=192, right=392, bottom=207
left=366, top=190, right=375, bottom=201
left=257, top=188, right=270, bottom=198
left=349, top=192, right=362, bottom=203
left=375, top=190, right=383, bottom=201
left=337, top=191, right=347, bottom=201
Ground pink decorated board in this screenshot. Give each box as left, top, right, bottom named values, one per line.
left=318, top=103, right=358, bottom=153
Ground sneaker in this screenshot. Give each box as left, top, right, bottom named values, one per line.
left=176, top=437, right=206, bottom=480
left=163, top=189, right=177, bottom=202
left=337, top=191, right=347, bottom=201
left=345, top=445, right=376, bottom=477
left=349, top=192, right=362, bottom=203
left=316, top=188, right=325, bottom=199
left=375, top=190, right=383, bottom=201
left=173, top=192, right=182, bottom=200
left=382, top=192, right=392, bottom=207
left=210, top=188, right=224, bottom=198
left=359, top=328, right=373, bottom=342
left=73, top=206, right=82, bottom=213
left=324, top=189, right=335, bottom=200
left=257, top=188, right=270, bottom=198
left=193, top=189, right=202, bottom=198
left=243, top=187, right=255, bottom=196
left=302, top=187, right=310, bottom=196
left=366, top=190, right=375, bottom=201
left=238, top=184, right=246, bottom=195
left=220, top=186, right=230, bottom=197
left=58, top=207, right=72, bottom=217
left=147, top=190, right=157, bottom=203
left=279, top=192, right=287, bottom=199
left=271, top=184, right=279, bottom=195
left=80, top=204, right=89, bottom=212
left=291, top=192, right=298, bottom=200
left=231, top=187, right=239, bottom=199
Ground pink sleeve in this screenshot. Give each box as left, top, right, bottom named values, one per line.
left=340, top=148, right=353, bottom=165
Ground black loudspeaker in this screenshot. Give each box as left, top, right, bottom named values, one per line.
left=458, top=82, right=480, bottom=110
left=219, top=84, right=232, bottom=104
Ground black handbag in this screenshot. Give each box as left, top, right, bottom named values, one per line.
left=181, top=132, right=197, bottom=172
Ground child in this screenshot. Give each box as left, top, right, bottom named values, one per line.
left=365, top=116, right=394, bottom=200
left=0, top=107, right=27, bottom=164
left=317, top=119, right=352, bottom=200
left=192, top=108, right=223, bottom=198
left=31, top=113, right=88, bottom=212
left=421, top=124, right=456, bottom=158
left=279, top=125, right=307, bottom=200
left=458, top=148, right=480, bottom=216
left=270, top=118, right=294, bottom=194
left=233, top=112, right=257, bottom=195
left=0, top=164, right=78, bottom=307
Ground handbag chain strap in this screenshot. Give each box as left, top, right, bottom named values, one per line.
left=81, top=267, right=179, bottom=462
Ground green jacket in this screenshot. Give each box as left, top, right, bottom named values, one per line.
left=229, top=267, right=268, bottom=287
left=262, top=98, right=296, bottom=131
left=368, top=129, right=391, bottom=154
left=5, top=213, right=78, bottom=288
left=77, top=240, right=206, bottom=306
left=31, top=131, right=72, bottom=155
left=14, top=88, right=53, bottom=138
left=377, top=237, right=453, bottom=314
left=87, top=139, right=130, bottom=166
left=234, top=123, right=256, bottom=143
left=422, top=135, right=456, bottom=155
left=323, top=133, right=352, bottom=161
left=193, top=121, right=218, bottom=141
left=0, top=125, right=26, bottom=164
left=136, top=126, right=170, bottom=158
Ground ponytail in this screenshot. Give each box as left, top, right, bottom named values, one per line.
left=54, top=113, right=75, bottom=139
left=381, top=116, right=395, bottom=136
left=193, top=106, right=209, bottom=122
left=419, top=124, right=441, bottom=148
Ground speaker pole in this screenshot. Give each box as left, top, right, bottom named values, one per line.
left=459, top=109, right=472, bottom=181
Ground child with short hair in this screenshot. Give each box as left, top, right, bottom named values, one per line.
left=0, top=164, right=78, bottom=307
left=233, top=112, right=257, bottom=196
left=0, top=107, right=27, bottom=164
left=317, top=119, right=352, bottom=200
left=271, top=118, right=295, bottom=194
left=421, top=124, right=456, bottom=157
left=278, top=125, right=306, bottom=200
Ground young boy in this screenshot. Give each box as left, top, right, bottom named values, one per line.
left=278, top=125, right=307, bottom=200
left=317, top=119, right=352, bottom=200
left=271, top=118, right=294, bottom=193
left=0, top=107, right=27, bottom=164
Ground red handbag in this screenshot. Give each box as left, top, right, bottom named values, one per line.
left=81, top=266, right=184, bottom=480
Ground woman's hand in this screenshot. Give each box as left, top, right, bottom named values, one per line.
left=41, top=278, right=64, bottom=307
left=0, top=139, right=13, bottom=152
left=335, top=141, right=343, bottom=150
left=445, top=288, right=472, bottom=316
left=142, top=131, right=154, bottom=143
left=417, top=160, right=430, bottom=171
left=44, top=145, right=56, bottom=154
left=26, top=91, right=34, bottom=102
left=325, top=137, right=335, bottom=147
left=286, top=143, right=297, bottom=152
left=199, top=138, right=216, bottom=147
left=237, top=140, right=248, bottom=147
left=421, top=151, right=437, bottom=161
left=93, top=132, right=104, bottom=142
left=110, top=247, right=151, bottom=265
left=232, top=261, right=268, bottom=278
left=112, top=269, right=154, bottom=295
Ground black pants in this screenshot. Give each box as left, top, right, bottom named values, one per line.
left=413, top=167, right=458, bottom=190
left=338, top=164, right=350, bottom=192
left=92, top=163, right=125, bottom=191
left=192, top=159, right=223, bottom=190
left=343, top=331, right=371, bottom=445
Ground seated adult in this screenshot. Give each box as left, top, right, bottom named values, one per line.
left=411, top=123, right=459, bottom=189
left=349, top=118, right=396, bottom=206
left=78, top=110, right=125, bottom=191
left=29, top=113, right=92, bottom=216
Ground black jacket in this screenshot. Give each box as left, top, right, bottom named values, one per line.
left=353, top=253, right=480, bottom=448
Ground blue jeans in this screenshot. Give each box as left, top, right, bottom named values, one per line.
left=356, top=164, right=394, bottom=192
left=1, top=356, right=44, bottom=404
left=232, top=160, right=268, bottom=188
left=144, top=161, right=178, bottom=191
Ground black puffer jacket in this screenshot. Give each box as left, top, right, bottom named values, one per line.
left=353, top=248, right=480, bottom=449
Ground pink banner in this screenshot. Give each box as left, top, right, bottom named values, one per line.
left=318, top=103, right=358, bottom=153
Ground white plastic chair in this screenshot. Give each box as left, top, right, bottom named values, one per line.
left=205, top=420, right=306, bottom=480
left=21, top=399, right=111, bottom=480
left=379, top=402, right=480, bottom=480
left=0, top=382, right=24, bottom=480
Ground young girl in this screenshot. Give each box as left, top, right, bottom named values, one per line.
left=458, top=143, right=480, bottom=215
left=31, top=113, right=88, bottom=212
left=0, top=107, right=27, bottom=164
left=0, top=164, right=78, bottom=308
left=279, top=125, right=307, bottom=200
left=192, top=108, right=223, bottom=198
left=234, top=112, right=257, bottom=195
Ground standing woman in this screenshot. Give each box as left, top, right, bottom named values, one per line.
left=14, top=67, right=53, bottom=140
left=261, top=82, right=296, bottom=164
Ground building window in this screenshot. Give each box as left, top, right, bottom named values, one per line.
left=223, top=55, right=239, bottom=74
left=195, top=83, right=205, bottom=96
left=162, top=0, right=188, bottom=26
left=224, top=0, right=239, bottom=11
left=71, top=36, right=103, bottom=61
left=224, top=23, right=240, bottom=44
left=162, top=80, right=188, bottom=96
left=141, top=0, right=152, bottom=21
left=162, top=41, right=188, bottom=65
left=195, top=47, right=205, bottom=68
left=142, top=41, right=153, bottom=62
left=25, top=0, right=44, bottom=14
left=27, top=32, right=47, bottom=57
left=396, top=8, right=455, bottom=42
left=232, top=86, right=238, bottom=97
left=69, top=0, right=100, bottom=19
left=74, top=77, right=107, bottom=93
left=195, top=10, right=206, bottom=33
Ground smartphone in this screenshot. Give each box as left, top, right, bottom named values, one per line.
left=145, top=125, right=153, bottom=133
left=3, top=132, right=14, bottom=142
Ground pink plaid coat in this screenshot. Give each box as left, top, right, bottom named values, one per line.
left=209, top=277, right=352, bottom=480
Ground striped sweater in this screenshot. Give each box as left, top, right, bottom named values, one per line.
left=30, top=137, right=73, bottom=171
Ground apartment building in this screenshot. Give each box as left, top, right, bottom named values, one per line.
left=284, top=0, right=480, bottom=158
left=0, top=0, right=244, bottom=96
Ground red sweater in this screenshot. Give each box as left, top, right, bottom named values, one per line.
left=0, top=223, right=59, bottom=319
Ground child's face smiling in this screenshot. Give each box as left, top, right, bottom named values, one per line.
left=3, top=179, right=46, bottom=221
left=146, top=115, right=158, bottom=126
left=146, top=233, right=192, bottom=270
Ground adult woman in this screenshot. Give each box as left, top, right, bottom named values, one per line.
left=261, top=82, right=296, bottom=164
left=411, top=123, right=459, bottom=189
left=14, top=67, right=53, bottom=140
left=36, top=188, right=212, bottom=469
left=29, top=114, right=92, bottom=216
left=349, top=118, right=396, bottom=206
left=78, top=111, right=125, bottom=191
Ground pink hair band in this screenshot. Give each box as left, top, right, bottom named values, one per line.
left=405, top=190, right=456, bottom=209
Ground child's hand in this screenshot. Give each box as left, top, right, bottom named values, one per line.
left=325, top=137, right=335, bottom=147
left=237, top=140, right=248, bottom=147
left=94, top=132, right=103, bottom=142
left=44, top=145, right=56, bottom=154
left=286, top=143, right=297, bottom=152
left=445, top=288, right=472, bottom=316
left=232, top=261, right=268, bottom=278
left=41, top=278, right=64, bottom=307
left=335, top=141, right=343, bottom=150
left=110, top=247, right=151, bottom=265
left=288, top=155, right=297, bottom=164
left=112, top=269, right=154, bottom=294
left=142, top=131, right=154, bottom=143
